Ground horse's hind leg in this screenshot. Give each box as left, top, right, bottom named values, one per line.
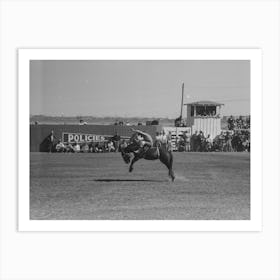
left=129, top=156, right=139, bottom=172
left=169, top=168, right=175, bottom=182
left=160, top=152, right=175, bottom=182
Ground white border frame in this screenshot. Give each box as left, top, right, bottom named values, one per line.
left=18, top=48, right=262, bottom=232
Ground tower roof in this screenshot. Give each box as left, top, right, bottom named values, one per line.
left=184, top=100, right=224, bottom=106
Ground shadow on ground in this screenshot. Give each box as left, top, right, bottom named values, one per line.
left=94, top=179, right=166, bottom=182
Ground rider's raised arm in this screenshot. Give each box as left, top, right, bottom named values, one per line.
left=131, top=129, right=143, bottom=135
left=130, top=128, right=153, bottom=143
left=132, top=129, right=150, bottom=138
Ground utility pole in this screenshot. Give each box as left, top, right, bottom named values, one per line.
left=180, top=83, right=184, bottom=120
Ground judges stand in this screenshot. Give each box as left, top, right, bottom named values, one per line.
left=185, top=101, right=224, bottom=138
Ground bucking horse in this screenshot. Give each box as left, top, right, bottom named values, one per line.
left=120, top=140, right=175, bottom=182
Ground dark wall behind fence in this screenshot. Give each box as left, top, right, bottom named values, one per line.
left=30, top=124, right=162, bottom=152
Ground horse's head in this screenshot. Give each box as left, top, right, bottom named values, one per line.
left=120, top=146, right=131, bottom=164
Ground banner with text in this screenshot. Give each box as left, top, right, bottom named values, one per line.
left=62, top=132, right=107, bottom=143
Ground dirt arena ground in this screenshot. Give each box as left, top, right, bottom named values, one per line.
left=30, top=152, right=250, bottom=220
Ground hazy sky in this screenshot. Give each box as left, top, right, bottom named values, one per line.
left=30, top=60, right=250, bottom=118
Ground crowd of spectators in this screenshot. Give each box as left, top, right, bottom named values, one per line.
left=52, top=131, right=250, bottom=153
left=47, top=124, right=250, bottom=154
left=155, top=130, right=172, bottom=150
left=174, top=130, right=250, bottom=152
left=54, top=139, right=128, bottom=153
left=227, top=115, right=250, bottom=130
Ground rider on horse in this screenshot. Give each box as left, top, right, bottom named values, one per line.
left=121, top=128, right=175, bottom=181
left=130, top=128, right=153, bottom=157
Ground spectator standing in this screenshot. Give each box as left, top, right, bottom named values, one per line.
left=88, top=141, right=94, bottom=153
left=112, top=133, right=121, bottom=152
left=218, top=132, right=225, bottom=151
left=47, top=130, right=56, bottom=153
left=212, top=135, right=220, bottom=151
left=224, top=132, right=233, bottom=152
left=227, top=115, right=234, bottom=130
left=185, top=135, right=191, bottom=152
left=205, top=134, right=213, bottom=152
left=243, top=138, right=250, bottom=152
left=195, top=131, right=203, bottom=152
left=158, top=131, right=163, bottom=143
left=180, top=131, right=188, bottom=152
left=190, top=131, right=198, bottom=151
left=161, top=130, right=168, bottom=149
left=155, top=132, right=161, bottom=147
left=166, top=131, right=172, bottom=151
left=236, top=132, right=244, bottom=151
left=232, top=131, right=242, bottom=152
left=231, top=133, right=238, bottom=152
left=178, top=136, right=185, bottom=152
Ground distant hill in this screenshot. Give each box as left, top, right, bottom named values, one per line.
left=30, top=115, right=175, bottom=126
left=30, top=115, right=248, bottom=129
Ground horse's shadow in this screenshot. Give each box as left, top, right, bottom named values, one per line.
left=94, top=179, right=166, bottom=182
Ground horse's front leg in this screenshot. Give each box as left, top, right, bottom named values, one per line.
left=129, top=155, right=139, bottom=172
